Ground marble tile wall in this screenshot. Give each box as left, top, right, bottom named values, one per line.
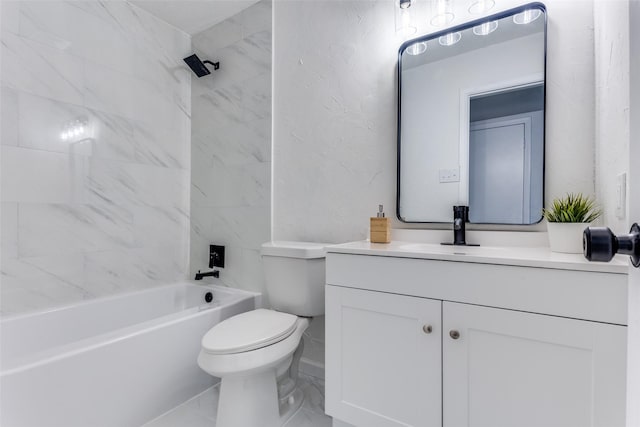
left=0, top=1, right=192, bottom=315
left=189, top=0, right=272, bottom=299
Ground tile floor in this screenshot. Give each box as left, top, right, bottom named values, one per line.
left=142, top=374, right=332, bottom=427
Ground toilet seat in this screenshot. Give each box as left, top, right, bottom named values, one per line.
left=202, top=309, right=298, bottom=355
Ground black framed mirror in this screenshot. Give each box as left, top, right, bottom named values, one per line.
left=397, top=3, right=547, bottom=224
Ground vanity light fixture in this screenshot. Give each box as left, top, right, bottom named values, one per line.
left=406, top=41, right=427, bottom=55
left=472, top=20, right=498, bottom=35
left=439, top=31, right=462, bottom=46
left=400, top=0, right=412, bottom=9
left=513, top=9, right=542, bottom=24
left=468, top=0, right=495, bottom=14
left=430, top=0, right=455, bottom=27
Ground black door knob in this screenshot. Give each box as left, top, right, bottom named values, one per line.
left=583, top=223, right=640, bottom=267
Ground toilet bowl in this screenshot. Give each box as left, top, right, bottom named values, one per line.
left=197, top=241, right=327, bottom=427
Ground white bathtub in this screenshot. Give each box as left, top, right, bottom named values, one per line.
left=0, top=283, right=258, bottom=427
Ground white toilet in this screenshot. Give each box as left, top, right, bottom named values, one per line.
left=197, top=241, right=327, bottom=427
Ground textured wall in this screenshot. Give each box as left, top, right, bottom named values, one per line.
left=0, top=1, right=192, bottom=315
left=273, top=0, right=398, bottom=243
left=273, top=0, right=597, bottom=242
left=594, top=0, right=630, bottom=234
left=189, top=0, right=272, bottom=298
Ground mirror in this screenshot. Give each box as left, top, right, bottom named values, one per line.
left=397, top=3, right=546, bottom=224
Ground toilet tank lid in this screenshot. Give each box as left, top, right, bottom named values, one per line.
left=261, top=241, right=330, bottom=259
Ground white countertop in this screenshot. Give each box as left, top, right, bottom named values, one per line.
left=326, top=240, right=629, bottom=274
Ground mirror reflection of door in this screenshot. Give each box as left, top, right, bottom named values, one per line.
left=468, top=84, right=544, bottom=224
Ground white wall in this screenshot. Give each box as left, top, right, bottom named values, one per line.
left=594, top=0, right=630, bottom=234
left=273, top=0, right=398, bottom=243
left=0, top=1, right=192, bottom=316
left=190, top=0, right=272, bottom=298
left=274, top=0, right=597, bottom=243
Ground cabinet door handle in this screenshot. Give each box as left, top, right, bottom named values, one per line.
left=422, top=324, right=433, bottom=334
left=449, top=330, right=460, bottom=339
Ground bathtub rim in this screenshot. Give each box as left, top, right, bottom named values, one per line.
left=0, top=281, right=257, bottom=322
left=1, top=283, right=260, bottom=376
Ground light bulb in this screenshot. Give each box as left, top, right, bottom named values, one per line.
left=513, top=9, right=542, bottom=25
left=430, top=0, right=454, bottom=27
left=406, top=41, right=427, bottom=55
left=468, top=0, right=495, bottom=14
left=397, top=7, right=417, bottom=38
left=473, top=20, right=498, bottom=35
left=439, top=32, right=462, bottom=46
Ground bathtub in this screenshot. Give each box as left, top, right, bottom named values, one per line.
left=0, top=282, right=259, bottom=427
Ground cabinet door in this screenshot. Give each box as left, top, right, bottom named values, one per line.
left=443, top=302, right=627, bottom=427
left=325, top=285, right=442, bottom=427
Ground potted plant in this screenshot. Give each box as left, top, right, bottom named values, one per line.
left=543, top=193, right=602, bottom=253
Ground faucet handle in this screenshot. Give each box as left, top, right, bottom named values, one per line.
left=453, top=205, right=469, bottom=220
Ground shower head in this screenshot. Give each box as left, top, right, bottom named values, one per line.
left=183, top=54, right=220, bottom=78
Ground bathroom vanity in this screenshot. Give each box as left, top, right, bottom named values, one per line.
left=325, top=240, right=628, bottom=427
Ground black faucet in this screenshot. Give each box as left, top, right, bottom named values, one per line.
left=194, top=270, right=219, bottom=280
left=453, top=205, right=469, bottom=245
left=441, top=205, right=479, bottom=246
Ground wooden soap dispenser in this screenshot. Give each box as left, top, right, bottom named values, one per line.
left=370, top=204, right=391, bottom=243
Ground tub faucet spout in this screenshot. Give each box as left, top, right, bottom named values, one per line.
left=195, top=270, right=219, bottom=280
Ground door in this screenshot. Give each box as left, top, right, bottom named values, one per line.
left=325, top=285, right=442, bottom=427
left=627, top=3, right=640, bottom=426
left=442, top=302, right=627, bottom=427
left=469, top=117, right=529, bottom=224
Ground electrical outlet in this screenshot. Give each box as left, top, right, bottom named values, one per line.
left=616, top=173, right=626, bottom=219
left=439, top=168, right=460, bottom=183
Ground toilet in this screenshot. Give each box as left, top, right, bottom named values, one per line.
left=197, top=241, right=327, bottom=427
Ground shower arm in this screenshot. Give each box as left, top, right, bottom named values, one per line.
left=203, top=60, right=220, bottom=70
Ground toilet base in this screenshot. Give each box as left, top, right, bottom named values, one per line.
left=217, top=370, right=279, bottom=427
left=279, top=384, right=305, bottom=424
left=215, top=371, right=305, bottom=427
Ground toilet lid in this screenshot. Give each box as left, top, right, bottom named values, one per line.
left=201, top=309, right=299, bottom=355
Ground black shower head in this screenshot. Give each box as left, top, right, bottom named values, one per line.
left=183, top=54, right=220, bottom=78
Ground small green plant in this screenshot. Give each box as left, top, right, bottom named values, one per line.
left=543, top=193, right=602, bottom=223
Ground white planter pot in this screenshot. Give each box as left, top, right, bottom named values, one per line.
left=547, top=222, right=591, bottom=254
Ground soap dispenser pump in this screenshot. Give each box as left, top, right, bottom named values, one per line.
left=370, top=205, right=391, bottom=243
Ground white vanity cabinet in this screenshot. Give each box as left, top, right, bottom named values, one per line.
left=325, top=244, right=628, bottom=427
left=325, top=285, right=442, bottom=427
left=442, top=301, right=626, bottom=427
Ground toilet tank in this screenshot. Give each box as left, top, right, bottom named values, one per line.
left=261, top=241, right=328, bottom=317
